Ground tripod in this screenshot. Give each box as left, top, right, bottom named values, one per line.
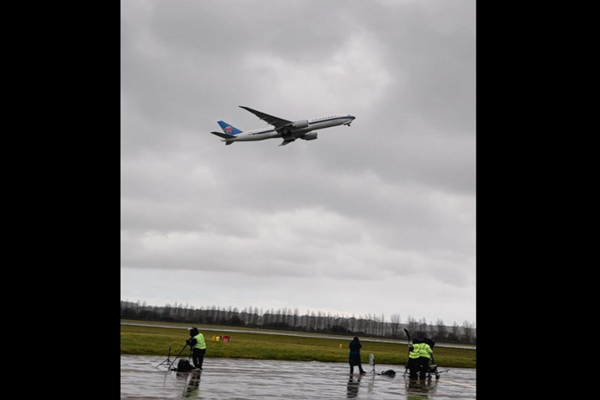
left=167, top=343, right=190, bottom=370
left=156, top=344, right=189, bottom=370
left=369, top=354, right=376, bottom=375
left=156, top=346, right=172, bottom=368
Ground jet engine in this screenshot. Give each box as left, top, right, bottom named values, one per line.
left=302, top=132, right=318, bottom=141
left=291, top=120, right=309, bottom=129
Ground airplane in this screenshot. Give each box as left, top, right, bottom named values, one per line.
left=210, top=106, right=356, bottom=146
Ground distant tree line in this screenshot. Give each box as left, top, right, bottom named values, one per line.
left=120, top=300, right=476, bottom=344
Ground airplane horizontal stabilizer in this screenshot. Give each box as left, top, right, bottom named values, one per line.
left=211, top=131, right=236, bottom=139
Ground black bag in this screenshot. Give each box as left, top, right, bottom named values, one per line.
left=177, top=359, right=193, bottom=372
left=381, top=369, right=396, bottom=377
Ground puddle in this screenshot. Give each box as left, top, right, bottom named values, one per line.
left=121, top=355, right=476, bottom=399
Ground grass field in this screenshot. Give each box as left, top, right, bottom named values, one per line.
left=121, top=320, right=476, bottom=369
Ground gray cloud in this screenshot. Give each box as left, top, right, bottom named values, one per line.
left=121, top=0, right=476, bottom=326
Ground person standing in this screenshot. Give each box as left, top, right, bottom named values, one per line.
left=417, top=338, right=434, bottom=379
left=348, top=337, right=366, bottom=375
left=406, top=338, right=422, bottom=379
left=186, top=327, right=207, bottom=371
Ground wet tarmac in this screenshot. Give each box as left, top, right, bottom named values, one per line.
left=121, top=355, right=476, bottom=399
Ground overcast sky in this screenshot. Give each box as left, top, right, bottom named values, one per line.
left=120, top=0, right=476, bottom=327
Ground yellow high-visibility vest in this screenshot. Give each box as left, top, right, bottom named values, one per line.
left=418, top=343, right=433, bottom=359
left=408, top=343, right=421, bottom=359
left=193, top=333, right=206, bottom=350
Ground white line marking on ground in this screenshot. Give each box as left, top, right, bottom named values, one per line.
left=438, top=379, right=476, bottom=389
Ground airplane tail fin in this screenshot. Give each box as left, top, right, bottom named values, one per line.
left=217, top=121, right=243, bottom=135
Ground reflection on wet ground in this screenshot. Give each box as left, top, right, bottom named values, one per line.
left=121, top=355, right=476, bottom=399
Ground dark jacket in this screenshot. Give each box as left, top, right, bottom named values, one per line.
left=349, top=338, right=362, bottom=352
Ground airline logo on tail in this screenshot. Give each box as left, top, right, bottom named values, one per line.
left=218, top=121, right=242, bottom=136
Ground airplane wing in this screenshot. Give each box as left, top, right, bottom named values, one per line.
left=239, top=106, right=291, bottom=128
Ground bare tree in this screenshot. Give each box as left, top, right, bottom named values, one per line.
left=390, top=314, right=402, bottom=337
left=435, top=319, right=447, bottom=341
left=407, top=315, right=418, bottom=336
left=418, top=318, right=428, bottom=337
left=120, top=300, right=472, bottom=343
left=448, top=322, right=460, bottom=342
left=462, top=320, right=475, bottom=343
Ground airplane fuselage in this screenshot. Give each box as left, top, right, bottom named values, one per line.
left=229, top=114, right=354, bottom=142
left=211, top=106, right=355, bottom=146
